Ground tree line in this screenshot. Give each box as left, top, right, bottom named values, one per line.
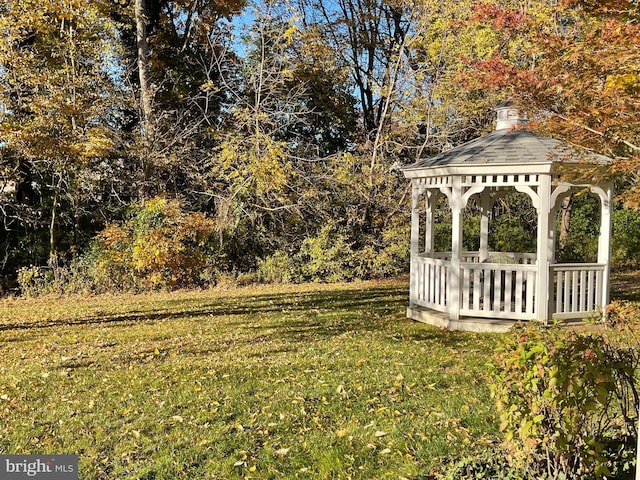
left=1, top=0, right=639, bottom=293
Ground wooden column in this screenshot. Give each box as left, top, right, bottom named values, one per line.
left=592, top=183, right=613, bottom=310
left=449, top=176, right=463, bottom=322
left=479, top=191, right=493, bottom=262
left=425, top=191, right=437, bottom=255
left=535, top=175, right=552, bottom=324
left=409, top=181, right=421, bottom=306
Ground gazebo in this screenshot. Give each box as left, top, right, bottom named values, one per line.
left=402, top=103, right=613, bottom=332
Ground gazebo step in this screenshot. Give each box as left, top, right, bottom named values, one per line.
left=407, top=306, right=595, bottom=333
left=407, top=306, right=518, bottom=333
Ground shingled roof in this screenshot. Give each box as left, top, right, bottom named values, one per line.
left=403, top=128, right=611, bottom=173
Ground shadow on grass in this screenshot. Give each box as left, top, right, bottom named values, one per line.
left=610, top=269, right=640, bottom=302
left=0, top=285, right=405, bottom=332
left=0, top=283, right=477, bottom=352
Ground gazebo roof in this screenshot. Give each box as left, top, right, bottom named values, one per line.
left=403, top=128, right=611, bottom=174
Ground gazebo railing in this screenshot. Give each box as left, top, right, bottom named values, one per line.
left=412, top=253, right=538, bottom=319
left=428, top=251, right=536, bottom=264
left=412, top=255, right=608, bottom=322
left=412, top=256, right=449, bottom=312
left=551, top=263, right=606, bottom=319
left=460, top=262, right=537, bottom=320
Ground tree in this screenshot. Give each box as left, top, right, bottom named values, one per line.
left=0, top=0, right=129, bottom=273
left=114, top=0, right=245, bottom=202
left=134, top=0, right=155, bottom=193
left=461, top=0, right=640, bottom=206
left=206, top=0, right=313, bottom=265
left=297, top=0, right=413, bottom=136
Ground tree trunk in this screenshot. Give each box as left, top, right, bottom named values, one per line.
left=559, top=194, right=573, bottom=251
left=48, top=177, right=61, bottom=271
left=135, top=0, right=154, bottom=196
left=637, top=418, right=640, bottom=480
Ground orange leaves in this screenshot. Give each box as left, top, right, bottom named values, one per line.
left=98, top=224, right=129, bottom=250
left=459, top=56, right=538, bottom=94
left=457, top=0, right=640, bottom=204
left=93, top=198, right=218, bottom=290
left=471, top=2, right=529, bottom=34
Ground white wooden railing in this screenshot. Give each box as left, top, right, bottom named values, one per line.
left=412, top=255, right=449, bottom=312
left=412, top=252, right=537, bottom=318
left=551, top=263, right=606, bottom=319
left=431, top=251, right=537, bottom=264
left=412, top=254, right=607, bottom=322
left=459, top=262, right=537, bottom=320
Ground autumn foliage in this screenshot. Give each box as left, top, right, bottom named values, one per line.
left=93, top=198, right=218, bottom=291
left=489, top=322, right=638, bottom=478
left=462, top=0, right=640, bottom=206
left=2, top=0, right=640, bottom=292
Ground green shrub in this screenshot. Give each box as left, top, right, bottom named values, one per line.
left=297, top=223, right=359, bottom=282
left=16, top=260, right=99, bottom=297
left=489, top=323, right=638, bottom=479
left=257, top=250, right=297, bottom=283
left=442, top=449, right=543, bottom=480
left=16, top=265, right=53, bottom=297
left=254, top=220, right=409, bottom=285
left=612, top=208, right=640, bottom=267
left=371, top=224, right=410, bottom=277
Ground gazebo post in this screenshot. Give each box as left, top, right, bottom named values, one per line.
left=593, top=183, right=613, bottom=313
left=449, top=176, right=464, bottom=322
left=425, top=191, right=437, bottom=256
left=409, top=181, right=421, bottom=307
left=536, top=175, right=553, bottom=325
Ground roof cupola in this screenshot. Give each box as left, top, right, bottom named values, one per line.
left=495, top=100, right=528, bottom=131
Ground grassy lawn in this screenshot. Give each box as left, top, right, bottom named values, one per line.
left=1, top=272, right=637, bottom=479
left=0, top=278, right=501, bottom=479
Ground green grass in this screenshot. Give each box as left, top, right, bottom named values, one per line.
left=0, top=279, right=502, bottom=479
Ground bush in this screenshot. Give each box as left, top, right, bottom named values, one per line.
left=257, top=251, right=296, bottom=283
left=607, top=301, right=640, bottom=332
left=612, top=208, right=640, bottom=267
left=256, top=224, right=364, bottom=284
left=90, top=197, right=218, bottom=291
left=16, top=265, right=53, bottom=297
left=488, top=323, right=639, bottom=479
left=298, top=223, right=359, bottom=282
left=370, top=224, right=410, bottom=277
left=256, top=222, right=410, bottom=284
left=442, top=449, right=544, bottom=480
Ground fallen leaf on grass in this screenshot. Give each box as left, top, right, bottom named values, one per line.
left=275, top=447, right=290, bottom=457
